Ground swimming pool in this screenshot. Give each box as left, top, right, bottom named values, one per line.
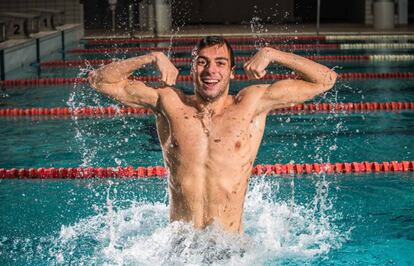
left=1, top=35, right=413, bottom=265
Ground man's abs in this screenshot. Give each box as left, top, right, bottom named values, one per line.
left=168, top=170, right=250, bottom=232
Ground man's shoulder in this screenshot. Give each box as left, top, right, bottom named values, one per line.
left=158, top=86, right=186, bottom=98
left=236, top=84, right=269, bottom=100
left=157, top=86, right=178, bottom=94
left=158, top=86, right=191, bottom=106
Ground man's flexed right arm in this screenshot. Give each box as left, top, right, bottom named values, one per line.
left=88, top=52, right=178, bottom=110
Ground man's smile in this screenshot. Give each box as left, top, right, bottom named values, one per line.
left=201, top=78, right=220, bottom=89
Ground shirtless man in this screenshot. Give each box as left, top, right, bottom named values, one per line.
left=88, top=36, right=337, bottom=233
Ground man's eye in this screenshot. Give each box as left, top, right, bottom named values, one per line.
left=217, top=61, right=226, bottom=66
left=197, top=60, right=207, bottom=66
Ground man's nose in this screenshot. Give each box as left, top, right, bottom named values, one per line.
left=205, top=62, right=218, bottom=73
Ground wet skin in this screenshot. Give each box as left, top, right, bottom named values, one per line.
left=89, top=44, right=337, bottom=233
left=156, top=88, right=267, bottom=232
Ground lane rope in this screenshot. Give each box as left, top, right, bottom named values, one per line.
left=326, top=34, right=414, bottom=41
left=339, top=43, right=414, bottom=50
left=69, top=44, right=340, bottom=54
left=39, top=54, right=414, bottom=68
left=84, top=36, right=326, bottom=45
left=69, top=43, right=414, bottom=54
left=1, top=72, right=413, bottom=87
left=1, top=102, right=413, bottom=118
left=82, top=34, right=414, bottom=45
left=1, top=161, right=413, bottom=179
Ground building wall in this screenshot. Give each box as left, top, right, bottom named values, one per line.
left=171, top=0, right=295, bottom=25
left=365, top=0, right=409, bottom=25
left=0, top=0, right=83, bottom=24
left=21, top=0, right=407, bottom=30
left=83, top=0, right=131, bottom=30
left=294, top=0, right=365, bottom=23
left=320, top=0, right=365, bottom=23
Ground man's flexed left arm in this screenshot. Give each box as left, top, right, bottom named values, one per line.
left=243, top=47, right=337, bottom=113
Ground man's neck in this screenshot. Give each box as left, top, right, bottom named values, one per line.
left=194, top=92, right=230, bottom=116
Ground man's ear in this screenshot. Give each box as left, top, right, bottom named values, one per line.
left=230, top=66, right=236, bottom=79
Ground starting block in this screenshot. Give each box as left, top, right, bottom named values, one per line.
left=28, top=8, right=64, bottom=31
left=0, top=12, right=40, bottom=39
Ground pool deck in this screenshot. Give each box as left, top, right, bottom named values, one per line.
left=84, top=23, right=414, bottom=38
left=0, top=24, right=84, bottom=79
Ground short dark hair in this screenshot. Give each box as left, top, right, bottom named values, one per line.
left=192, top=36, right=235, bottom=68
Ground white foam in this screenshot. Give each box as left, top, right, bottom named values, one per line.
left=48, top=178, right=348, bottom=265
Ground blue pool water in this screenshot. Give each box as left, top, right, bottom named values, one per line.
left=1, top=38, right=414, bottom=265
left=1, top=111, right=413, bottom=169
left=1, top=174, right=413, bottom=265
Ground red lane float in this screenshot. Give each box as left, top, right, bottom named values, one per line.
left=1, top=102, right=413, bottom=118
left=0, top=77, right=87, bottom=87
left=1, top=72, right=414, bottom=87
left=0, top=106, right=151, bottom=117
left=1, top=161, right=413, bottom=179
left=40, top=55, right=373, bottom=68
left=69, top=44, right=340, bottom=54
left=84, top=36, right=327, bottom=45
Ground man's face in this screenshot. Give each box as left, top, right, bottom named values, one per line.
left=191, top=44, right=235, bottom=102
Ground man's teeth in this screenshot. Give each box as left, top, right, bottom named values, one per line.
left=203, top=80, right=219, bottom=84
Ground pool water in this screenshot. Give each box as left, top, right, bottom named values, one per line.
left=1, top=37, right=414, bottom=265
left=1, top=111, right=413, bottom=169
left=1, top=173, right=413, bottom=265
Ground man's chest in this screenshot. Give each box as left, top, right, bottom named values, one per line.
left=159, top=108, right=266, bottom=154
left=172, top=109, right=253, bottom=137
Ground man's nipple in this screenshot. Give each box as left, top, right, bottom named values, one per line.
left=235, top=141, right=241, bottom=150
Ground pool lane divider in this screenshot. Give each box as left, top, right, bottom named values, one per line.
left=70, top=44, right=340, bottom=54
left=1, top=161, right=413, bottom=179
left=1, top=102, right=413, bottom=118
left=326, top=35, right=414, bottom=41
left=39, top=54, right=414, bottom=68
left=68, top=43, right=414, bottom=54
left=84, top=36, right=326, bottom=45
left=82, top=34, right=414, bottom=45
left=1, top=72, right=414, bottom=87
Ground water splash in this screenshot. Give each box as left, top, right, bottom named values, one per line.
left=250, top=15, right=269, bottom=49
left=66, top=58, right=143, bottom=167
left=165, top=0, right=189, bottom=58
left=44, top=177, right=348, bottom=265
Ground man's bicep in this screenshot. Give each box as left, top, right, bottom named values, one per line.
left=259, top=79, right=324, bottom=113
left=123, top=81, right=160, bottom=109
left=92, top=79, right=160, bottom=109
